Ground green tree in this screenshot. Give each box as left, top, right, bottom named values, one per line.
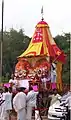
left=0, top=28, right=31, bottom=79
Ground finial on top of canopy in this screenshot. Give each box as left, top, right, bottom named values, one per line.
left=41, top=6, right=44, bottom=21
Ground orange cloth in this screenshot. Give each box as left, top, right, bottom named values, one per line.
left=56, top=62, right=63, bottom=91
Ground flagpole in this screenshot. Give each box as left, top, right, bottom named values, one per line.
left=41, top=6, right=44, bottom=21
left=0, top=0, right=4, bottom=83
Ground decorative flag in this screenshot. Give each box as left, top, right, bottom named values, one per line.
left=55, top=51, right=66, bottom=64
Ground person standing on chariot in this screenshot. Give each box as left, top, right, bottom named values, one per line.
left=9, top=73, right=18, bottom=93
left=41, top=68, right=51, bottom=90
left=51, top=63, right=57, bottom=89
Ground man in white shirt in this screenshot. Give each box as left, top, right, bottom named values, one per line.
left=26, top=87, right=38, bottom=120
left=13, top=87, right=26, bottom=120
left=1, top=86, right=12, bottom=120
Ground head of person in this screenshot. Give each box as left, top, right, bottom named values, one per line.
left=17, top=87, right=26, bottom=92
left=3, top=86, right=8, bottom=93
left=8, top=87, right=12, bottom=93
left=53, top=88, right=58, bottom=95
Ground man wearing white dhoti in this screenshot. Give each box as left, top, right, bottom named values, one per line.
left=13, top=87, right=26, bottom=120
left=26, top=87, right=38, bottom=120
left=1, top=87, right=12, bottom=120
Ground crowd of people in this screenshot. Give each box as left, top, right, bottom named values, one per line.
left=0, top=69, right=71, bottom=120
left=0, top=84, right=71, bottom=120
left=0, top=85, right=38, bottom=120
left=0, top=84, right=59, bottom=120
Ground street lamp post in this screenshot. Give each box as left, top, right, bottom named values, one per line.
left=0, top=0, right=4, bottom=83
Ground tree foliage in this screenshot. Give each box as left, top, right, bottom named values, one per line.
left=0, top=28, right=31, bottom=80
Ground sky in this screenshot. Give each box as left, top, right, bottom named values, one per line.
left=0, top=0, right=71, bottom=37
